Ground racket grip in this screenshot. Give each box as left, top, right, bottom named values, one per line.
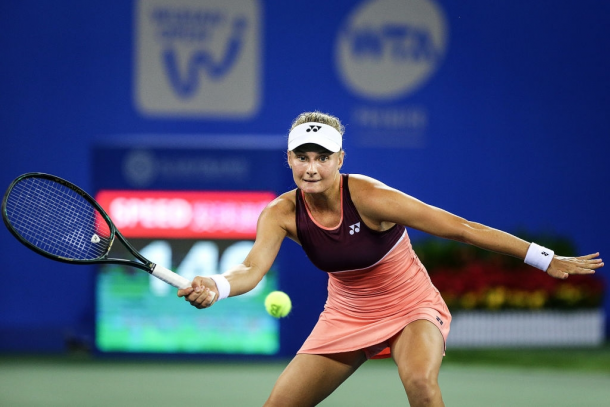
left=151, top=264, right=190, bottom=289
left=150, top=264, right=217, bottom=300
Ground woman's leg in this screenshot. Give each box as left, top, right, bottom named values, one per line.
left=264, top=350, right=367, bottom=407
left=390, top=320, right=446, bottom=407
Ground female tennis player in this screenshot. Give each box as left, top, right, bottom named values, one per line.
left=178, top=111, right=603, bottom=407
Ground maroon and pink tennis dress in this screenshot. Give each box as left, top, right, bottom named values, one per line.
left=296, top=174, right=451, bottom=359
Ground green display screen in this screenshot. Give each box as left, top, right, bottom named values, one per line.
left=94, top=191, right=279, bottom=355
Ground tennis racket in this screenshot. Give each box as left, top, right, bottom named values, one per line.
left=2, top=172, right=205, bottom=294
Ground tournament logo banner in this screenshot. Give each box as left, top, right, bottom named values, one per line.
left=134, top=0, right=261, bottom=118
left=336, top=0, right=447, bottom=100
left=335, top=0, right=448, bottom=147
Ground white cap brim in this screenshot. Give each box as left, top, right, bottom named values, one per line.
left=288, top=122, right=342, bottom=152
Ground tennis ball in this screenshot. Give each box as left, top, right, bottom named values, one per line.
left=264, top=291, right=292, bottom=318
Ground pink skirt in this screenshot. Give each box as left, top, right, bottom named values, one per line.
left=298, top=233, right=451, bottom=359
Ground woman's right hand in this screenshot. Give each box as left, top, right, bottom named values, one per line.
left=177, top=276, right=218, bottom=309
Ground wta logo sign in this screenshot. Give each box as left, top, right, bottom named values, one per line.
left=335, top=0, right=448, bottom=100
left=134, top=0, right=261, bottom=118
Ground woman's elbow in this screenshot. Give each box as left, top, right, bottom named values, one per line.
left=441, top=219, right=477, bottom=244
left=455, top=221, right=488, bottom=245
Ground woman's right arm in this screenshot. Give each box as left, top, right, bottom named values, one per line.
left=223, top=200, right=288, bottom=296
left=178, top=197, right=290, bottom=308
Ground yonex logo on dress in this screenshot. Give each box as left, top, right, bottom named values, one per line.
left=542, top=251, right=549, bottom=256
left=349, top=222, right=361, bottom=235
left=307, top=125, right=322, bottom=132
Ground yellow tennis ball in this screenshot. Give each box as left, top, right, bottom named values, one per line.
left=264, top=291, right=292, bottom=318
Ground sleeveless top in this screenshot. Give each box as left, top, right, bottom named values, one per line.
left=295, top=175, right=452, bottom=359
left=295, top=174, right=405, bottom=273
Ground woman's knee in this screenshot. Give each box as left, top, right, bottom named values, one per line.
left=400, top=369, right=441, bottom=402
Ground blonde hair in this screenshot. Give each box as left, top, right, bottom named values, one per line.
left=289, top=111, right=345, bottom=136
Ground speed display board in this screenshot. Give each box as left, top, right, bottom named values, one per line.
left=94, top=190, right=279, bottom=354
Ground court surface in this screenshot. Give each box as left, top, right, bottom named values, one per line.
left=1, top=356, right=609, bottom=406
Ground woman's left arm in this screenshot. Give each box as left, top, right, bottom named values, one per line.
left=351, top=175, right=603, bottom=279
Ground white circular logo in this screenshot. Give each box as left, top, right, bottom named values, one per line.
left=123, top=150, right=157, bottom=187
left=335, top=0, right=448, bottom=100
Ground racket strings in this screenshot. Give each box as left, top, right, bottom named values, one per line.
left=5, top=177, right=112, bottom=260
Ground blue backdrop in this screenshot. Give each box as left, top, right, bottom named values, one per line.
left=1, top=0, right=608, bottom=351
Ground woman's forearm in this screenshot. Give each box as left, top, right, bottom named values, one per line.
left=223, top=263, right=268, bottom=297
left=460, top=221, right=531, bottom=259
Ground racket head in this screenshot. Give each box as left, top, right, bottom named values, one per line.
left=2, top=172, right=116, bottom=264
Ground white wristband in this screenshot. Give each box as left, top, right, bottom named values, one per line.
left=209, top=274, right=231, bottom=300
left=524, top=243, right=554, bottom=272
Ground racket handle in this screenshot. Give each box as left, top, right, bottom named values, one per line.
left=150, top=264, right=217, bottom=300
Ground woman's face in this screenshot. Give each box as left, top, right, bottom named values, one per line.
left=288, top=143, right=344, bottom=194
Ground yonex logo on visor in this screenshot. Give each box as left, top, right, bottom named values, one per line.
left=288, top=122, right=343, bottom=152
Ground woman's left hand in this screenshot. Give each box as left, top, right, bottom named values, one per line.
left=546, top=253, right=604, bottom=279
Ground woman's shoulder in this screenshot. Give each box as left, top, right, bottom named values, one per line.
left=347, top=174, right=400, bottom=209
left=263, top=189, right=297, bottom=217
left=347, top=173, right=389, bottom=193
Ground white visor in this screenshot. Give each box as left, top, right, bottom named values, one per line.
left=288, top=122, right=342, bottom=152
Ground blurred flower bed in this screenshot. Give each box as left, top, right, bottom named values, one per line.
left=413, top=233, right=605, bottom=311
